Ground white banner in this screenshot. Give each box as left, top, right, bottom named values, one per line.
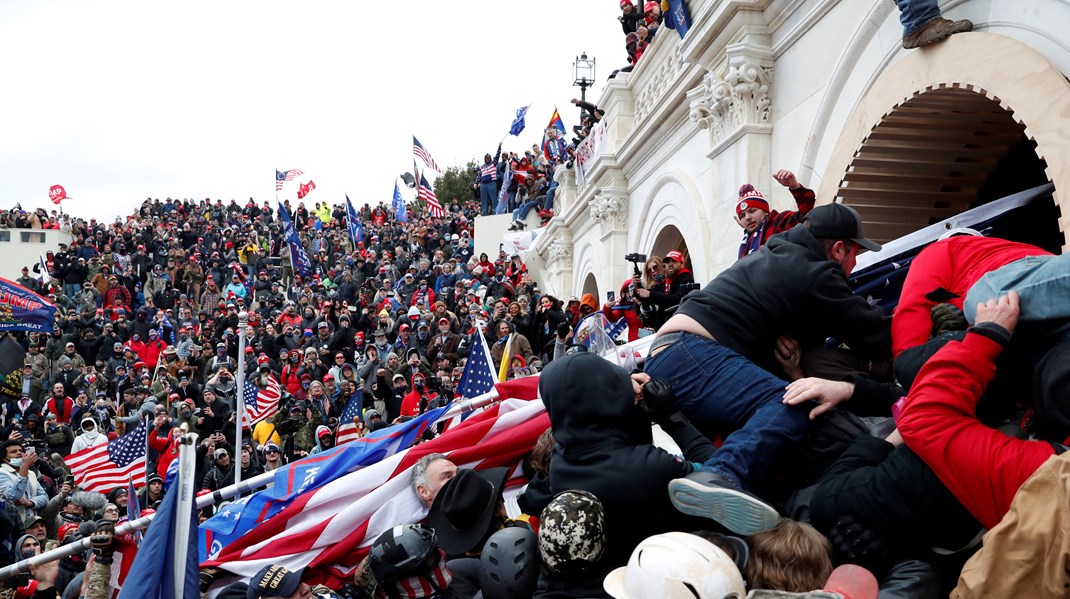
left=573, top=120, right=608, bottom=186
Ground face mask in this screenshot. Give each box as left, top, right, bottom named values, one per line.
left=8, top=458, right=22, bottom=468
left=417, top=331, right=429, bottom=341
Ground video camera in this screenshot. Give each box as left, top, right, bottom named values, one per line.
left=625, top=253, right=647, bottom=278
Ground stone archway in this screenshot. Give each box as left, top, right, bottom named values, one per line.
left=818, top=32, right=1070, bottom=249
left=650, top=224, right=693, bottom=271
left=581, top=272, right=599, bottom=302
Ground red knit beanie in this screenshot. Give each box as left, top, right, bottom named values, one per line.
left=735, top=184, right=770, bottom=217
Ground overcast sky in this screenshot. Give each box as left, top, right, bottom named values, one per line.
left=0, top=1, right=625, bottom=221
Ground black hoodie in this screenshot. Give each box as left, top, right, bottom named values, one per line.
left=537, top=353, right=715, bottom=597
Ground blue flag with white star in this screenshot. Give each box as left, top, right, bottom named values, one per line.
left=457, top=329, right=498, bottom=398
left=392, top=182, right=408, bottom=223
left=345, top=195, right=364, bottom=249
left=509, top=105, right=529, bottom=136
left=276, top=202, right=313, bottom=279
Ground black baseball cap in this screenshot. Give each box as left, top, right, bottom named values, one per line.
left=804, top=203, right=881, bottom=252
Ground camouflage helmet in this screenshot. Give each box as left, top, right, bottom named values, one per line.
left=538, top=490, right=606, bottom=574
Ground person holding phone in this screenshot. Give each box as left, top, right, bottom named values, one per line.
left=0, top=440, right=48, bottom=524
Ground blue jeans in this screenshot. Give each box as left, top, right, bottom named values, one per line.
left=544, top=182, right=558, bottom=212
left=514, top=196, right=544, bottom=221
left=964, top=253, right=1070, bottom=341
left=64, top=283, right=80, bottom=300
left=479, top=183, right=497, bottom=216
left=896, top=0, right=941, bottom=36
left=645, top=333, right=809, bottom=490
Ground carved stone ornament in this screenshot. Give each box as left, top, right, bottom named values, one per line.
left=589, top=192, right=629, bottom=232
left=689, top=60, right=772, bottom=143
left=547, top=241, right=572, bottom=267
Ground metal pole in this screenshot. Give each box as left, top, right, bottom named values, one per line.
left=173, top=429, right=199, bottom=598
left=235, top=311, right=248, bottom=487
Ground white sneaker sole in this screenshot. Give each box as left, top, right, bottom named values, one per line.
left=669, top=477, right=780, bottom=536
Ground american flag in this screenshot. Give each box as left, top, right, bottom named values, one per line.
left=201, top=377, right=544, bottom=589
left=457, top=328, right=497, bottom=398
left=335, top=390, right=364, bottom=445
left=276, top=169, right=304, bottom=191
left=67, top=419, right=149, bottom=493
left=412, top=136, right=441, bottom=173
left=243, top=373, right=282, bottom=428
left=418, top=174, right=445, bottom=217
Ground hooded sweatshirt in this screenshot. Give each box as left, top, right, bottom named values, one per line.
left=70, top=417, right=108, bottom=454
left=537, top=353, right=714, bottom=597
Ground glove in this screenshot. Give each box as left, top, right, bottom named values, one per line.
left=90, top=520, right=115, bottom=563
left=638, top=377, right=680, bottom=425
left=930, top=302, right=967, bottom=337
left=828, top=515, right=886, bottom=569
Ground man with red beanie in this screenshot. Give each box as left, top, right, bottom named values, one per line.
left=736, top=169, right=815, bottom=260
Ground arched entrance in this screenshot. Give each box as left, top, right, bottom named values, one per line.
left=650, top=225, right=693, bottom=270
left=818, top=33, right=1070, bottom=251
left=581, top=272, right=599, bottom=302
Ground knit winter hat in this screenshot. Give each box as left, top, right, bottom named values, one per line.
left=735, top=184, right=769, bottom=217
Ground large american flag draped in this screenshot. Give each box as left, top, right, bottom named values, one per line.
left=412, top=136, right=441, bottom=173
left=418, top=173, right=445, bottom=217
left=456, top=328, right=497, bottom=398
left=67, top=419, right=149, bottom=493
left=335, top=390, right=364, bottom=445
left=276, top=169, right=303, bottom=191
left=243, top=374, right=282, bottom=428
left=201, top=378, right=543, bottom=589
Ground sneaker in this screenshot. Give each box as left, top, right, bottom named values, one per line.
left=667, top=472, right=779, bottom=536
left=538, top=210, right=554, bottom=218
left=902, top=17, right=973, bottom=49
left=507, top=222, right=518, bottom=231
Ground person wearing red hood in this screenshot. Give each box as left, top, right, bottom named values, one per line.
left=400, top=372, right=438, bottom=418
left=603, top=281, right=644, bottom=342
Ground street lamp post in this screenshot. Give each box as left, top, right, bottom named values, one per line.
left=235, top=311, right=248, bottom=486
left=572, top=52, right=597, bottom=112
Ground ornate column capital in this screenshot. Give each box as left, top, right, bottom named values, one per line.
left=589, top=191, right=629, bottom=234
left=689, top=58, right=773, bottom=145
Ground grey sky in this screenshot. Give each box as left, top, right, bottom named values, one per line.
left=0, top=1, right=625, bottom=221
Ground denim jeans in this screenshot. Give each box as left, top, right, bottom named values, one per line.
left=645, top=333, right=809, bottom=490
left=479, top=183, right=497, bottom=216
left=544, top=182, right=558, bottom=212
left=514, top=196, right=544, bottom=221
left=964, top=253, right=1070, bottom=342
left=896, top=0, right=941, bottom=36
left=64, top=283, right=81, bottom=300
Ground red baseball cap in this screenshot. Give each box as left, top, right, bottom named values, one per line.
left=664, top=250, right=685, bottom=263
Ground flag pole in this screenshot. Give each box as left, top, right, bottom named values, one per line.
left=144, top=416, right=151, bottom=488
left=172, top=427, right=199, bottom=598
left=235, top=311, right=248, bottom=487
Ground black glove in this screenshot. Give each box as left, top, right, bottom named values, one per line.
left=90, top=520, right=115, bottom=563
left=828, top=515, right=886, bottom=569
left=638, top=377, right=680, bottom=425
left=930, top=303, right=967, bottom=337
left=556, top=322, right=570, bottom=339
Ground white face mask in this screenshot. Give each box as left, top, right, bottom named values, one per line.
left=8, top=458, right=22, bottom=468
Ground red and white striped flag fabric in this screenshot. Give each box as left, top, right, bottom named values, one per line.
left=243, top=373, right=282, bottom=428
left=334, top=390, right=365, bottom=445
left=203, top=377, right=543, bottom=588
left=412, top=136, right=441, bottom=173
left=418, top=173, right=446, bottom=217
left=67, top=420, right=149, bottom=493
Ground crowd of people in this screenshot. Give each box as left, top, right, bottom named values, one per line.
left=5, top=3, right=1065, bottom=597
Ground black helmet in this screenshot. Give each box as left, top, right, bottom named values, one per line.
left=479, top=527, right=540, bottom=599
left=369, top=524, right=445, bottom=597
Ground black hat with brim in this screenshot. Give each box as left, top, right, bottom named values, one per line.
left=427, top=467, right=509, bottom=555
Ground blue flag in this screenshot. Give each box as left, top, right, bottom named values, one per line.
left=117, top=476, right=198, bottom=599
left=199, top=404, right=451, bottom=561
left=0, top=278, right=56, bottom=333
left=127, top=476, right=143, bottom=544
left=509, top=105, right=529, bottom=136
left=276, top=202, right=313, bottom=279
left=345, top=195, right=364, bottom=249
left=663, top=0, right=692, bottom=38
left=392, top=182, right=408, bottom=223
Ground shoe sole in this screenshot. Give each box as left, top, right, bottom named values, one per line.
left=669, top=477, right=780, bottom=536
left=903, top=22, right=972, bottom=49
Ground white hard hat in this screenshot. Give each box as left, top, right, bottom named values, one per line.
left=603, top=532, right=746, bottom=599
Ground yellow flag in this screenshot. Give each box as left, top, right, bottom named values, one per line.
left=497, top=333, right=513, bottom=382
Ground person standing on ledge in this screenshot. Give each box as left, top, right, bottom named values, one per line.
left=897, top=0, right=972, bottom=49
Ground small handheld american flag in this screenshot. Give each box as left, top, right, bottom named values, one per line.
left=243, top=373, right=282, bottom=428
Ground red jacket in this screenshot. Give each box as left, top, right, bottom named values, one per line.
left=141, top=338, right=167, bottom=368
left=44, top=396, right=75, bottom=424
left=148, top=427, right=181, bottom=479
left=897, top=332, right=1054, bottom=529
left=602, top=302, right=642, bottom=342
left=891, top=237, right=1050, bottom=357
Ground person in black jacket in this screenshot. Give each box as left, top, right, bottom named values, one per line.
left=644, top=203, right=891, bottom=537
left=634, top=250, right=696, bottom=330
left=538, top=352, right=718, bottom=598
